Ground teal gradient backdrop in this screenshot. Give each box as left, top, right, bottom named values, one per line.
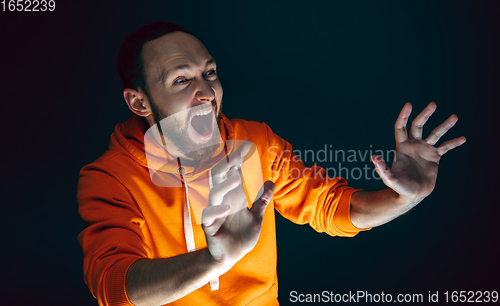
left=1, top=1, right=498, bottom=304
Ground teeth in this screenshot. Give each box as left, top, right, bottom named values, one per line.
left=194, top=108, right=213, bottom=116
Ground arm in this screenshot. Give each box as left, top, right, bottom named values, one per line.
left=125, top=249, right=222, bottom=306
left=262, top=122, right=364, bottom=237
left=349, top=102, right=466, bottom=229
left=350, top=188, right=409, bottom=229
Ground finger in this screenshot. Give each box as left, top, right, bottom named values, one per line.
left=211, top=141, right=251, bottom=185
left=220, top=175, right=248, bottom=213
left=202, top=205, right=230, bottom=236
left=208, top=171, right=241, bottom=206
left=436, top=136, right=466, bottom=156
left=410, top=102, right=436, bottom=139
left=425, top=114, right=458, bottom=146
left=371, top=155, right=395, bottom=189
left=250, top=181, right=275, bottom=220
left=395, top=102, right=412, bottom=144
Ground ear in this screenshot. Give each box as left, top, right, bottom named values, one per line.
left=123, top=88, right=152, bottom=117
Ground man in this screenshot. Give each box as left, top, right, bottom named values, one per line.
left=77, top=22, right=465, bottom=306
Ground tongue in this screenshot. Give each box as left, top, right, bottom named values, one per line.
left=191, top=114, right=211, bottom=136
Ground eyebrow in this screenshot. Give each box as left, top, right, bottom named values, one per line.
left=159, top=58, right=216, bottom=84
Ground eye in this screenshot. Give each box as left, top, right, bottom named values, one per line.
left=173, top=77, right=190, bottom=84
left=204, top=69, right=217, bottom=79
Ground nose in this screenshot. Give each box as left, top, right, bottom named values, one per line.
left=195, top=78, right=215, bottom=102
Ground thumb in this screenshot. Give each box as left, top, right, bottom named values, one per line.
left=371, top=155, right=395, bottom=188
left=250, top=181, right=275, bottom=220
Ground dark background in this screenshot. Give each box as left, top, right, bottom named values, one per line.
left=1, top=0, right=499, bottom=305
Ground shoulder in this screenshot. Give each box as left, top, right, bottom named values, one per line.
left=80, top=150, right=131, bottom=178
left=229, top=117, right=268, bottom=132
left=77, top=149, right=145, bottom=198
left=225, top=117, right=279, bottom=145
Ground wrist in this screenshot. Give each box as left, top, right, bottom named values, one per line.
left=394, top=192, right=424, bottom=210
left=202, top=248, right=231, bottom=276
left=375, top=188, right=418, bottom=215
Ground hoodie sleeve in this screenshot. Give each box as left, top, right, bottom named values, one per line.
left=77, top=160, right=149, bottom=306
left=261, top=123, right=371, bottom=237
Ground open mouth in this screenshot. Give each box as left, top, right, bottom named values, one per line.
left=189, top=107, right=214, bottom=141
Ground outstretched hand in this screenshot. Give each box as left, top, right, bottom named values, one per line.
left=371, top=102, right=466, bottom=207
left=202, top=141, right=275, bottom=273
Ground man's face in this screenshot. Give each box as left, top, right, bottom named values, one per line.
left=141, top=31, right=224, bottom=161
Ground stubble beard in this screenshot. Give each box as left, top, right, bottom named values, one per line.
left=150, top=99, right=223, bottom=162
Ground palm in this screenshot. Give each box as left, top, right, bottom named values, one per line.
left=209, top=204, right=262, bottom=262
left=390, top=140, right=439, bottom=199
left=373, top=102, right=466, bottom=205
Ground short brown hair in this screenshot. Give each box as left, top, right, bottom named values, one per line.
left=117, top=22, right=193, bottom=94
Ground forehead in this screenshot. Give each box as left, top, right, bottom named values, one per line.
left=142, top=32, right=212, bottom=80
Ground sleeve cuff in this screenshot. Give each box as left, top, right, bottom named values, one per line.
left=104, top=257, right=143, bottom=306
left=332, top=188, right=372, bottom=236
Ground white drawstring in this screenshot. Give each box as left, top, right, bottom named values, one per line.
left=177, top=165, right=196, bottom=253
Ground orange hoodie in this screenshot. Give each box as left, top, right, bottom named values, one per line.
left=77, top=114, right=368, bottom=306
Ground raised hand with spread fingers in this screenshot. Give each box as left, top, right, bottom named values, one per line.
left=350, top=102, right=466, bottom=229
